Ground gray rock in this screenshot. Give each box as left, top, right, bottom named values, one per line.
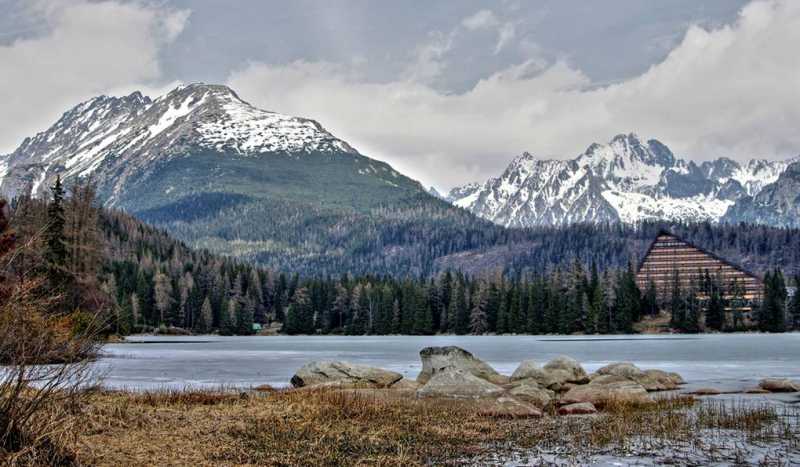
left=560, top=376, right=652, bottom=406
left=558, top=402, right=598, bottom=415
left=511, top=356, right=589, bottom=392
left=290, top=361, right=403, bottom=388
left=416, top=368, right=506, bottom=399
left=644, top=369, right=685, bottom=387
left=475, top=396, right=543, bottom=418
left=508, top=383, right=554, bottom=408
left=759, top=378, right=800, bottom=393
left=388, top=378, right=421, bottom=392
left=543, top=356, right=590, bottom=384
left=417, top=346, right=509, bottom=385
left=594, top=363, right=682, bottom=391
left=510, top=359, right=541, bottom=381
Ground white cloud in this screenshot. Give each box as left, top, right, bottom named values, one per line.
left=462, top=9, right=516, bottom=54
left=228, top=0, right=800, bottom=191
left=462, top=10, right=501, bottom=30
left=0, top=1, right=189, bottom=153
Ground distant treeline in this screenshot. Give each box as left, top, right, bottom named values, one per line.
left=7, top=180, right=800, bottom=336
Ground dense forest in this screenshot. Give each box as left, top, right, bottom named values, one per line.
left=7, top=178, right=800, bottom=336
left=142, top=189, right=800, bottom=278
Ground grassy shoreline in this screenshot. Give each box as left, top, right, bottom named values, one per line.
left=26, top=387, right=796, bottom=466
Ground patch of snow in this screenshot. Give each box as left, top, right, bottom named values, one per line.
left=148, top=93, right=207, bottom=137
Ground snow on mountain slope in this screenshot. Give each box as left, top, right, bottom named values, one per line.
left=447, top=133, right=796, bottom=227
left=0, top=83, right=357, bottom=200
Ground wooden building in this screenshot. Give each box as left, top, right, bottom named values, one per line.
left=635, top=231, right=763, bottom=302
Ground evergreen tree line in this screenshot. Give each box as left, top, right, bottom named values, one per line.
left=8, top=180, right=800, bottom=336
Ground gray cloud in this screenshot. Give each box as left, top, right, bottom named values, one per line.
left=0, top=1, right=189, bottom=152
left=228, top=0, right=800, bottom=190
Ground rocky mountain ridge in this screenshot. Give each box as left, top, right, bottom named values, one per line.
left=446, top=134, right=798, bottom=227
left=0, top=83, right=361, bottom=203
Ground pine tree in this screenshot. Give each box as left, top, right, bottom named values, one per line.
left=236, top=296, right=255, bottom=335
left=197, top=296, right=213, bottom=333
left=643, top=279, right=659, bottom=316
left=44, top=175, right=69, bottom=295
left=348, top=285, right=369, bottom=335
left=284, top=287, right=312, bottom=335
left=704, top=277, right=725, bottom=331
left=728, top=278, right=746, bottom=331
left=153, top=271, right=174, bottom=325
left=412, top=286, right=434, bottom=335
left=759, top=269, right=787, bottom=332
left=669, top=268, right=685, bottom=330
left=452, top=279, right=469, bottom=335
left=790, top=275, right=800, bottom=330
left=469, top=283, right=489, bottom=334
left=684, top=279, right=701, bottom=333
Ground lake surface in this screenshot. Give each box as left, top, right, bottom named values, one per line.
left=96, top=333, right=800, bottom=392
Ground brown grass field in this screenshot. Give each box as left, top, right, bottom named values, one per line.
left=16, top=388, right=790, bottom=466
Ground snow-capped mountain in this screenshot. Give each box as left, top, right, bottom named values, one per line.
left=0, top=83, right=361, bottom=203
left=723, top=161, right=800, bottom=227
left=447, top=134, right=797, bottom=227
left=0, top=83, right=441, bottom=271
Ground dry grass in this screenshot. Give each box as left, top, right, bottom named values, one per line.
left=50, top=388, right=800, bottom=466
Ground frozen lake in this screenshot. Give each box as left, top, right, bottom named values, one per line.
left=96, top=333, right=800, bottom=392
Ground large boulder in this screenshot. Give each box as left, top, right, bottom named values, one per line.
left=511, top=356, right=589, bottom=392
left=543, top=356, right=590, bottom=384
left=389, top=378, right=421, bottom=392
left=644, top=369, right=685, bottom=388
left=510, top=360, right=542, bottom=381
left=290, top=361, right=403, bottom=388
left=508, top=382, right=555, bottom=408
left=475, top=396, right=544, bottom=418
left=416, top=368, right=506, bottom=399
left=594, top=363, right=683, bottom=391
left=560, top=375, right=652, bottom=406
left=417, top=346, right=509, bottom=385
left=759, top=378, right=800, bottom=393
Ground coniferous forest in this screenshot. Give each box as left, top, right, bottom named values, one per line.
left=7, top=179, right=800, bottom=337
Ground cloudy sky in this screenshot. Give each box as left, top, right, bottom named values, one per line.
left=2, top=0, right=798, bottom=190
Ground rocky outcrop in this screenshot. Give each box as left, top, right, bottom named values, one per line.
left=289, top=351, right=689, bottom=418
left=759, top=378, right=800, bottom=393
left=594, top=363, right=683, bottom=391
left=560, top=375, right=652, bottom=406
left=290, top=361, right=403, bottom=388
left=416, top=368, right=506, bottom=399
left=510, top=357, right=590, bottom=392
left=558, top=402, right=598, bottom=415
left=417, top=346, right=509, bottom=385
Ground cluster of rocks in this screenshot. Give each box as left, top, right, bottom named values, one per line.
left=289, top=346, right=687, bottom=417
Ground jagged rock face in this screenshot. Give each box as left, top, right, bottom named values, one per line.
left=723, top=162, right=800, bottom=228
left=446, top=133, right=797, bottom=227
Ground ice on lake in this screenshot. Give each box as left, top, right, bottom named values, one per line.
left=96, top=333, right=800, bottom=392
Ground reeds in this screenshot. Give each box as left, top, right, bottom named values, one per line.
left=56, top=388, right=800, bottom=466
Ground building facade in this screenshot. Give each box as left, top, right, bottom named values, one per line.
left=635, top=232, right=763, bottom=302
